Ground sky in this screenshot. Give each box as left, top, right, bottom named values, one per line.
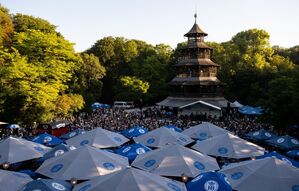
left=1, top=0, right=299, bottom=52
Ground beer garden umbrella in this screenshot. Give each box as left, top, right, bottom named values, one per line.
left=182, top=122, right=228, bottom=140
left=115, top=143, right=152, bottom=162
left=73, top=167, right=187, bottom=191
left=132, top=144, right=219, bottom=178
left=66, top=128, right=129, bottom=149
left=186, top=172, right=232, bottom=191
left=133, top=127, right=194, bottom=148
left=32, top=133, right=64, bottom=146
left=0, top=137, right=50, bottom=165
left=21, top=179, right=72, bottom=191
left=266, top=135, right=299, bottom=150
left=36, top=145, right=129, bottom=180
left=192, top=132, right=265, bottom=159
left=0, top=169, right=32, bottom=191
left=121, top=125, right=148, bottom=138
left=220, top=157, right=299, bottom=191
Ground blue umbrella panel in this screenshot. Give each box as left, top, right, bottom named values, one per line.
left=256, top=151, right=299, bottom=168
left=59, top=129, right=85, bottom=140
left=22, top=179, right=72, bottom=191
left=115, top=143, right=152, bottom=162
left=32, top=133, right=64, bottom=146
left=121, top=126, right=148, bottom=138
left=245, top=129, right=277, bottom=141
left=266, top=135, right=299, bottom=150
left=287, top=150, right=299, bottom=158
left=187, top=172, right=232, bottom=191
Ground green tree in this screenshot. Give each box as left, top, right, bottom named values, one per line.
left=114, top=76, right=149, bottom=102
left=13, top=13, right=57, bottom=34
left=0, top=6, right=13, bottom=46
left=69, top=53, right=106, bottom=110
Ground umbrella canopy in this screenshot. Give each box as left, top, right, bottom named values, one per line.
left=192, top=132, right=265, bottom=159
left=220, top=157, right=299, bottom=191
left=182, top=122, right=227, bottom=140
left=133, top=127, right=194, bottom=148
left=32, top=133, right=64, bottom=146
left=59, top=129, right=85, bottom=140
left=0, top=169, right=32, bottom=191
left=40, top=144, right=75, bottom=162
left=36, top=145, right=129, bottom=180
left=6, top=124, right=21, bottom=129
left=245, top=129, right=277, bottom=141
left=121, top=126, right=148, bottom=138
left=115, top=143, right=152, bottom=162
left=73, top=167, right=187, bottom=191
left=187, top=172, right=232, bottom=191
left=232, top=101, right=243, bottom=108
left=238, top=105, right=263, bottom=115
left=287, top=150, right=299, bottom=157
left=266, top=135, right=299, bottom=150
left=256, top=151, right=299, bottom=168
left=0, top=137, right=50, bottom=164
left=132, top=144, right=219, bottom=178
left=65, top=128, right=129, bottom=149
left=165, top=124, right=183, bottom=132
left=22, top=179, right=72, bottom=191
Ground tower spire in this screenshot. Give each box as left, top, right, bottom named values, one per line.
left=194, top=13, right=197, bottom=24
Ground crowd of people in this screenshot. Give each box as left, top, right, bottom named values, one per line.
left=1, top=105, right=297, bottom=141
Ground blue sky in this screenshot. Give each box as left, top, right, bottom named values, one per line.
left=1, top=0, right=298, bottom=52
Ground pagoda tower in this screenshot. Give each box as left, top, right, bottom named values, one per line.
left=169, top=13, right=223, bottom=97
left=157, top=14, right=229, bottom=117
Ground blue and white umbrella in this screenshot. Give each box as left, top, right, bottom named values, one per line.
left=36, top=145, right=129, bottom=180
left=59, top=129, right=85, bottom=140
left=66, top=128, right=129, bottom=149
left=266, top=135, right=299, bottom=150
left=121, top=126, right=148, bottom=138
left=245, top=129, right=277, bottom=141
left=256, top=151, right=299, bottom=168
left=6, top=124, right=21, bottom=129
left=0, top=137, right=50, bottom=164
left=182, top=122, right=228, bottom=140
left=73, top=167, right=187, bottom=191
left=133, top=127, right=194, bottom=148
left=187, top=172, right=232, bottom=191
left=22, top=179, right=72, bottom=191
left=0, top=169, right=32, bottom=191
left=165, top=124, right=182, bottom=133
left=238, top=105, right=263, bottom=115
left=192, top=132, right=265, bottom=159
left=220, top=157, right=299, bottom=191
left=132, top=144, right=219, bottom=178
left=39, top=144, right=75, bottom=162
left=91, top=102, right=102, bottom=110
left=32, top=133, right=64, bottom=146
left=115, top=143, right=152, bottom=162
left=287, top=150, right=299, bottom=158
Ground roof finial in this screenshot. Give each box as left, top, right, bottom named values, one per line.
left=194, top=5, right=197, bottom=24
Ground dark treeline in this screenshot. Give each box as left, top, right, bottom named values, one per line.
left=0, top=6, right=299, bottom=129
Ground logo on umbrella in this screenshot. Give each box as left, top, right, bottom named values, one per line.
left=54, top=149, right=65, bottom=156
left=167, top=182, right=182, bottom=191
left=194, top=161, right=205, bottom=170
left=114, top=137, right=122, bottom=142
left=231, top=172, right=243, bottom=180
left=50, top=164, right=64, bottom=173
left=103, top=162, right=115, bottom=170
left=218, top=147, right=228, bottom=154
left=51, top=182, right=66, bottom=191
left=147, top=138, right=155, bottom=144
left=136, top=148, right=146, bottom=154
left=80, top=140, right=89, bottom=146
left=34, top=146, right=44, bottom=152
left=144, top=159, right=156, bottom=167
left=277, top=138, right=285, bottom=143
left=204, top=180, right=219, bottom=191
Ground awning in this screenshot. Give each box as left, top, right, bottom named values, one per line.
left=157, top=97, right=229, bottom=111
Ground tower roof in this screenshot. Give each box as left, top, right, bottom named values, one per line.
left=184, top=14, right=208, bottom=37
